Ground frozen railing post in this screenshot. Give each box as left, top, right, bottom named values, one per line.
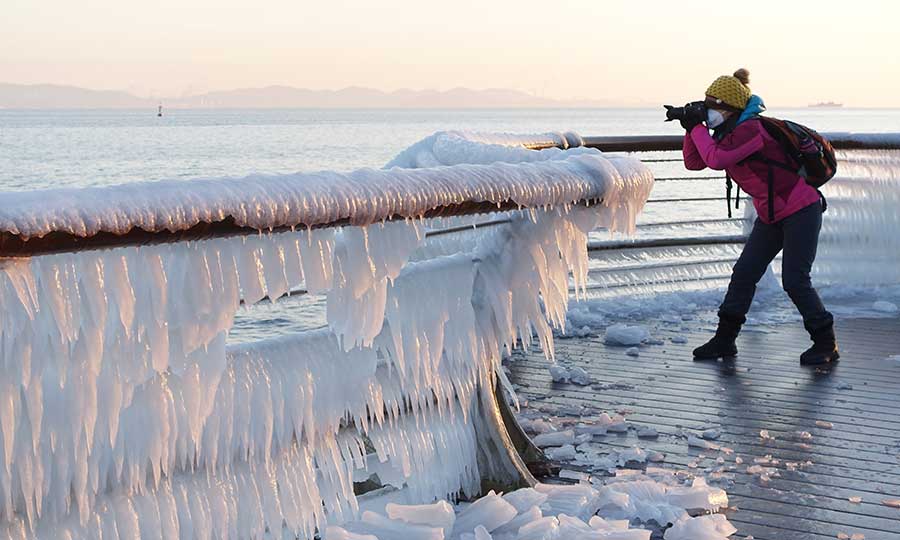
left=0, top=131, right=655, bottom=539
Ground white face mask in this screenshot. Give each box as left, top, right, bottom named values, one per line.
left=706, top=108, right=726, bottom=128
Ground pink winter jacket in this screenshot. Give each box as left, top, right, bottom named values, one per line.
left=683, top=120, right=821, bottom=223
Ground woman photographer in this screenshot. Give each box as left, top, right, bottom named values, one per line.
left=679, top=69, right=838, bottom=366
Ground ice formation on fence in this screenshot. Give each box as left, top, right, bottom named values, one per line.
left=384, top=131, right=586, bottom=169
left=0, top=131, right=645, bottom=243
left=0, top=132, right=654, bottom=538
left=568, top=149, right=900, bottom=306
left=815, top=150, right=900, bottom=285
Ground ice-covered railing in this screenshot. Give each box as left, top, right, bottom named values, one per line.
left=529, top=134, right=900, bottom=297
left=0, top=131, right=647, bottom=256
left=0, top=131, right=654, bottom=539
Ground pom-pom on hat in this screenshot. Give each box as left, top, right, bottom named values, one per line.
left=706, top=69, right=752, bottom=110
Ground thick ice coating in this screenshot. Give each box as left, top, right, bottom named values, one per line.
left=0, top=130, right=649, bottom=243
left=0, top=131, right=655, bottom=538
left=384, top=130, right=587, bottom=169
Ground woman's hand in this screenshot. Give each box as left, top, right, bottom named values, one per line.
left=680, top=102, right=707, bottom=131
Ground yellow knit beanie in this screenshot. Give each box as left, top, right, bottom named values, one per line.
left=705, top=68, right=752, bottom=110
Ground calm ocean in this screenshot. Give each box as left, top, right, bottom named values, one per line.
left=1, top=108, right=898, bottom=192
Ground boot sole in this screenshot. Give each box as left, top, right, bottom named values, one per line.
left=800, top=351, right=841, bottom=366
left=693, top=352, right=737, bottom=361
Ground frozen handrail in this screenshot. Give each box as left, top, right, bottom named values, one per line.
left=0, top=152, right=647, bottom=257
left=524, top=132, right=900, bottom=152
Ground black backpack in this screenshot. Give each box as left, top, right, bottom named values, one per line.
left=732, top=117, right=837, bottom=221
left=756, top=117, right=837, bottom=188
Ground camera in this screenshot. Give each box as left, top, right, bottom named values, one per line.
left=664, top=101, right=706, bottom=122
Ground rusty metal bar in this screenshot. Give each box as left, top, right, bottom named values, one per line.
left=570, top=273, right=732, bottom=293
left=637, top=217, right=747, bottom=228
left=581, top=135, right=684, bottom=152
left=0, top=199, right=598, bottom=259
left=654, top=175, right=724, bottom=182
left=587, top=234, right=747, bottom=252
left=646, top=197, right=729, bottom=203
left=527, top=133, right=900, bottom=152
left=425, top=217, right=513, bottom=238
left=589, top=256, right=739, bottom=274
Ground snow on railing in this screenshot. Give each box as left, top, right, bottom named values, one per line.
left=384, top=130, right=586, bottom=168
left=0, top=135, right=647, bottom=256
left=0, top=132, right=654, bottom=539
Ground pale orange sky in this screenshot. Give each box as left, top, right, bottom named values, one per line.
left=3, top=0, right=899, bottom=106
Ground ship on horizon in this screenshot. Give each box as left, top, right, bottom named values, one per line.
left=808, top=101, right=843, bottom=108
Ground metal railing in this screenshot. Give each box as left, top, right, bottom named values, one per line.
left=527, top=133, right=900, bottom=152
left=549, top=132, right=900, bottom=257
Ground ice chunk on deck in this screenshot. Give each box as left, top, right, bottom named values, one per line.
left=452, top=491, right=517, bottom=536
left=516, top=516, right=560, bottom=540
left=348, top=511, right=443, bottom=540
left=604, top=324, right=650, bottom=346
left=324, top=526, right=379, bottom=540
left=533, top=429, right=576, bottom=447
left=557, top=513, right=593, bottom=536
left=545, top=444, right=578, bottom=461
left=662, top=514, right=737, bottom=540
left=688, top=435, right=720, bottom=450
left=666, top=478, right=729, bottom=512
left=493, top=505, right=544, bottom=537
left=459, top=524, right=494, bottom=540
left=597, top=477, right=726, bottom=526
left=386, top=501, right=455, bottom=536
left=585, top=516, right=653, bottom=539
left=502, top=488, right=549, bottom=513
left=549, top=364, right=571, bottom=382
left=569, top=366, right=592, bottom=385
left=873, top=300, right=899, bottom=313
left=535, top=483, right=602, bottom=521
left=528, top=418, right=557, bottom=434
left=548, top=365, right=592, bottom=385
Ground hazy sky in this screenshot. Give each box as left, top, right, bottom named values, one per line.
left=3, top=0, right=898, bottom=106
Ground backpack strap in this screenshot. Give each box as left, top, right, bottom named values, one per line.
left=766, top=163, right=775, bottom=222
left=743, top=152, right=778, bottom=222
left=725, top=173, right=733, bottom=219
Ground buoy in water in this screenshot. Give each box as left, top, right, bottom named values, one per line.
left=157, top=105, right=163, bottom=117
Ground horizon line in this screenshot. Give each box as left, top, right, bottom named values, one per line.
left=2, top=82, right=888, bottom=109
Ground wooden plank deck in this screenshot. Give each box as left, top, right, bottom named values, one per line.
left=508, top=316, right=900, bottom=540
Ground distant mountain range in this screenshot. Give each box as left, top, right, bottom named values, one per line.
left=0, top=83, right=632, bottom=109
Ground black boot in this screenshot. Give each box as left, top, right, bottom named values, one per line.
left=800, top=317, right=840, bottom=366
left=693, top=311, right=745, bottom=360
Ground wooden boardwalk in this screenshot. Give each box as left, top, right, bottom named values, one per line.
left=508, top=316, right=900, bottom=540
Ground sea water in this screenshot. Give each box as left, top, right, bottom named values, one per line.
left=2, top=107, right=898, bottom=191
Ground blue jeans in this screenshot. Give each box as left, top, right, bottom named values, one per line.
left=720, top=201, right=832, bottom=328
